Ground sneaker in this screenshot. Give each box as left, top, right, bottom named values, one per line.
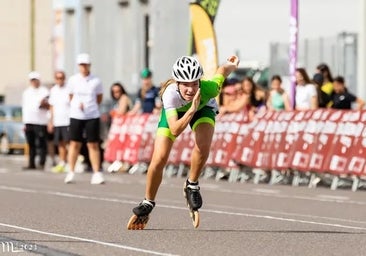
left=132, top=199, right=155, bottom=216
left=52, top=164, right=66, bottom=173
left=107, top=160, right=123, bottom=173
left=64, top=172, right=75, bottom=184
left=184, top=180, right=202, bottom=211
left=91, top=172, right=105, bottom=185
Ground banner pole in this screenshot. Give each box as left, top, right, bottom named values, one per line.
left=289, top=0, right=299, bottom=109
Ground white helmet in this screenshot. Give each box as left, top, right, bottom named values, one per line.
left=172, top=56, right=203, bottom=82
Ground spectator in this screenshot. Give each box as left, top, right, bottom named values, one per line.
left=219, top=77, right=266, bottom=120
left=64, top=53, right=105, bottom=184
left=22, top=71, right=49, bottom=170
left=48, top=71, right=70, bottom=173
left=106, top=82, right=132, bottom=173
left=129, top=68, right=161, bottom=114
left=331, top=76, right=365, bottom=110
left=266, top=75, right=292, bottom=111
left=218, top=78, right=240, bottom=107
left=110, top=82, right=131, bottom=118
left=316, top=63, right=334, bottom=96
left=295, top=68, right=318, bottom=110
left=312, top=73, right=331, bottom=108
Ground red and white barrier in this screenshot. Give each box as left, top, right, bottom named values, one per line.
left=104, top=109, right=366, bottom=177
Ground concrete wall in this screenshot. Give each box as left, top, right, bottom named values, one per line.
left=0, top=0, right=53, bottom=104
left=0, top=0, right=190, bottom=103
left=59, top=0, right=189, bottom=97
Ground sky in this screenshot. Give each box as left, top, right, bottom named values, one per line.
left=214, top=0, right=359, bottom=65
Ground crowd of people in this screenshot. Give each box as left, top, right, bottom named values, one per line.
left=218, top=63, right=364, bottom=119
left=21, top=53, right=162, bottom=184
left=20, top=55, right=364, bottom=188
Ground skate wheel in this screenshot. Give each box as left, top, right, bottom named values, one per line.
left=127, top=214, right=149, bottom=230
left=191, top=211, right=200, bottom=228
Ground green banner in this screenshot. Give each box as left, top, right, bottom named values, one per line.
left=191, top=0, right=220, bottom=22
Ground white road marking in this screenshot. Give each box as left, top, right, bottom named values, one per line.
left=200, top=209, right=366, bottom=231
left=0, top=223, right=178, bottom=256
left=206, top=187, right=366, bottom=206
left=206, top=204, right=366, bottom=225
left=1, top=185, right=366, bottom=231
left=162, top=183, right=366, bottom=206
left=252, top=188, right=280, bottom=194
left=317, top=194, right=349, bottom=200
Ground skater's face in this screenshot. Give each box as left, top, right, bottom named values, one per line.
left=178, top=80, right=200, bottom=101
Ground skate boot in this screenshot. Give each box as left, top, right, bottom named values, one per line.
left=127, top=199, right=155, bottom=230
left=183, top=180, right=202, bottom=228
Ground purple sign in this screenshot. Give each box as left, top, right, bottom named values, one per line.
left=289, top=0, right=298, bottom=108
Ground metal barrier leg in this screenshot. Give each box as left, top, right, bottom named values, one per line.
left=203, top=166, right=216, bottom=179
left=228, top=168, right=239, bottom=183
left=164, top=164, right=177, bottom=177
left=269, top=169, right=284, bottom=185
left=292, top=170, right=300, bottom=186
left=253, top=168, right=266, bottom=184
left=351, top=175, right=359, bottom=192
left=177, top=163, right=186, bottom=178
left=308, top=173, right=321, bottom=189
left=330, top=176, right=339, bottom=190
left=215, top=169, right=224, bottom=181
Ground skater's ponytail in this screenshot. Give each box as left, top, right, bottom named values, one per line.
left=159, top=79, right=175, bottom=99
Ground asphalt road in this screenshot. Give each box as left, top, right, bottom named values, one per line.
left=1, top=155, right=366, bottom=256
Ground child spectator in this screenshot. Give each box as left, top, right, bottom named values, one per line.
left=266, top=75, right=292, bottom=111
left=331, top=76, right=365, bottom=110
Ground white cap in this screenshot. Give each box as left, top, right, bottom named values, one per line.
left=28, top=71, right=41, bottom=80
left=76, top=53, right=91, bottom=64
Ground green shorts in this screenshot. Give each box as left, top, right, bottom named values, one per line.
left=157, top=106, right=216, bottom=141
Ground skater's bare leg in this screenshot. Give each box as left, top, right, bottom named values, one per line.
left=127, top=136, right=173, bottom=230
left=145, top=135, right=174, bottom=201
left=188, top=123, right=214, bottom=182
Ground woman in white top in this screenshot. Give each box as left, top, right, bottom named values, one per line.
left=295, top=68, right=318, bottom=110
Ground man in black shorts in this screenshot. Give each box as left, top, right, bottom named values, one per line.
left=64, top=53, right=105, bottom=184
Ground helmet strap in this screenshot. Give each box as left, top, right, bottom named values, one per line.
left=176, top=82, right=185, bottom=100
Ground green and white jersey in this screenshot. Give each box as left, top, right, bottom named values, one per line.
left=162, top=74, right=225, bottom=114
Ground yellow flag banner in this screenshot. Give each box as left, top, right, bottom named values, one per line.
left=189, top=1, right=220, bottom=79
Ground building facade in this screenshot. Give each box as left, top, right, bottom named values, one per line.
left=53, top=0, right=189, bottom=96
left=0, top=0, right=190, bottom=103
left=0, top=0, right=53, bottom=104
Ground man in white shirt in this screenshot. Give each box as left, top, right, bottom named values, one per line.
left=48, top=71, right=70, bottom=173
left=64, top=53, right=105, bottom=184
left=22, top=71, right=49, bottom=170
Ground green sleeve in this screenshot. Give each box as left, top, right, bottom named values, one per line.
left=201, top=74, right=225, bottom=99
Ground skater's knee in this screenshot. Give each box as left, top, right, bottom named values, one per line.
left=193, top=144, right=210, bottom=159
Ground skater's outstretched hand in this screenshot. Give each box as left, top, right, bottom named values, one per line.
left=227, top=55, right=240, bottom=67
left=216, top=55, right=240, bottom=78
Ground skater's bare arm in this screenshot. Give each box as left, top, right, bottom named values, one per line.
left=215, top=55, right=240, bottom=78
left=167, top=89, right=201, bottom=137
